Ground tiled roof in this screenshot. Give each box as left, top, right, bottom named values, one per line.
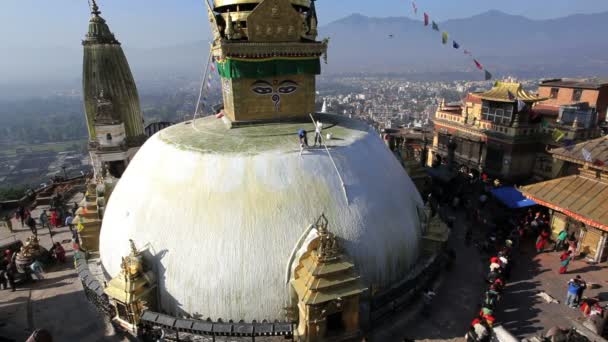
left=550, top=136, right=608, bottom=171
left=474, top=82, right=548, bottom=103
left=521, top=175, right=608, bottom=231
left=540, top=79, right=608, bottom=90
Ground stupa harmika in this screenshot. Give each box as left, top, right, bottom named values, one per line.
left=82, top=0, right=431, bottom=340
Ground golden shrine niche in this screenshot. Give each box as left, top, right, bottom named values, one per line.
left=290, top=215, right=367, bottom=341
left=104, top=240, right=157, bottom=333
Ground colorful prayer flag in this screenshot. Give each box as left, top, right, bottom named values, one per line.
left=432, top=21, right=439, bottom=31
left=207, top=81, right=212, bottom=89
left=442, top=32, right=449, bottom=45
left=474, top=59, right=483, bottom=70
left=484, top=70, right=492, bottom=81
left=412, top=1, right=418, bottom=14
left=552, top=129, right=565, bottom=142
left=453, top=41, right=460, bottom=49
left=211, top=63, right=216, bottom=72
left=424, top=13, right=429, bottom=26
left=517, top=99, right=526, bottom=112
left=582, top=148, right=592, bottom=162
left=464, top=49, right=472, bottom=56
left=593, top=159, right=605, bottom=167
left=507, top=91, right=516, bottom=101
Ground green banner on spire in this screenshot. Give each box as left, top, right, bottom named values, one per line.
left=217, top=57, right=321, bottom=80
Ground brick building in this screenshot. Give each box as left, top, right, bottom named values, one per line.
left=537, top=79, right=608, bottom=122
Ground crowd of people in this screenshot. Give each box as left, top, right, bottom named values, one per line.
left=1, top=200, right=76, bottom=293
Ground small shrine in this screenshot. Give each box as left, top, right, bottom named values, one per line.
left=104, top=240, right=157, bottom=333
left=291, top=215, right=367, bottom=341
left=15, top=236, right=50, bottom=273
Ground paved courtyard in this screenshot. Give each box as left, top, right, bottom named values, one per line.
left=499, top=241, right=608, bottom=339
left=0, top=197, right=126, bottom=341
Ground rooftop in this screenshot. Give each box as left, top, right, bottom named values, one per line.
left=550, top=136, right=608, bottom=171
left=540, top=79, right=608, bottom=90
left=473, top=81, right=547, bottom=103
left=158, top=113, right=371, bottom=155
left=521, top=174, right=608, bottom=231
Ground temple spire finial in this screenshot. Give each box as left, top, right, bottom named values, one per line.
left=90, top=0, right=101, bottom=16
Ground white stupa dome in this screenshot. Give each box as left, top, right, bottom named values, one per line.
left=99, top=114, right=424, bottom=321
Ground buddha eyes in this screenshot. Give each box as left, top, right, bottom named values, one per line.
left=252, top=86, right=273, bottom=95
left=251, top=80, right=298, bottom=95
left=277, top=84, right=297, bottom=94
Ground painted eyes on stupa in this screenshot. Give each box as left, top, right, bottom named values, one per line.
left=251, top=81, right=274, bottom=95
left=277, top=81, right=298, bottom=94
left=250, top=80, right=298, bottom=95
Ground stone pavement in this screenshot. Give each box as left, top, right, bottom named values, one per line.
left=499, top=240, right=608, bottom=339
left=370, top=209, right=487, bottom=342
left=0, top=196, right=128, bottom=341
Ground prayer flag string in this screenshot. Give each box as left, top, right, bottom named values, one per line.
left=410, top=1, right=493, bottom=80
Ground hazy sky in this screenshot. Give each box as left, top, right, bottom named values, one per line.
left=2, top=0, right=608, bottom=48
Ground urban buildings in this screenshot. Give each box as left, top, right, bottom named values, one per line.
left=536, top=79, right=608, bottom=122
left=429, top=80, right=604, bottom=182
left=521, top=136, right=608, bottom=263
left=429, top=81, right=547, bottom=181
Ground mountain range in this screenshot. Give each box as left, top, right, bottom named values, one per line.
left=321, top=10, right=608, bottom=78
left=2, top=10, right=608, bottom=98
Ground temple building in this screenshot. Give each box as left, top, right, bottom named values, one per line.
left=521, top=136, right=608, bottom=263
left=82, top=0, right=146, bottom=179
left=91, top=0, right=439, bottom=340
left=430, top=81, right=603, bottom=182
left=429, top=81, right=547, bottom=181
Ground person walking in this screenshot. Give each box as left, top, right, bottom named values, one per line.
left=72, top=202, right=79, bottom=216
left=3, top=215, right=13, bottom=233
left=0, top=258, right=7, bottom=290
left=26, top=215, right=37, bottom=236
left=64, top=214, right=74, bottom=233
left=565, top=278, right=581, bottom=308
left=314, top=121, right=323, bottom=147
left=554, top=229, right=568, bottom=251
left=5, top=263, right=16, bottom=292
left=50, top=210, right=58, bottom=228
left=559, top=251, right=573, bottom=274
left=575, top=275, right=587, bottom=306
left=536, top=229, right=550, bottom=253
left=17, top=206, right=26, bottom=227
left=39, top=210, right=49, bottom=229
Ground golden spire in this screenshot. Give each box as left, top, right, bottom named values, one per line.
left=90, top=0, right=101, bottom=16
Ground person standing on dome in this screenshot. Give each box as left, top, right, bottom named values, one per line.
left=314, top=121, right=323, bottom=147
left=298, top=128, right=308, bottom=153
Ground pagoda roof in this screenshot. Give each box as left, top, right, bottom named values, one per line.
left=473, top=81, right=547, bottom=103
left=550, top=136, right=608, bottom=172
left=520, top=175, right=608, bottom=231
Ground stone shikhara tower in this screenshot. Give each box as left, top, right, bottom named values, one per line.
left=209, top=0, right=328, bottom=123
left=82, top=0, right=145, bottom=178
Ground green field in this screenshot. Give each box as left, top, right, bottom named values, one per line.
left=0, top=140, right=87, bottom=156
